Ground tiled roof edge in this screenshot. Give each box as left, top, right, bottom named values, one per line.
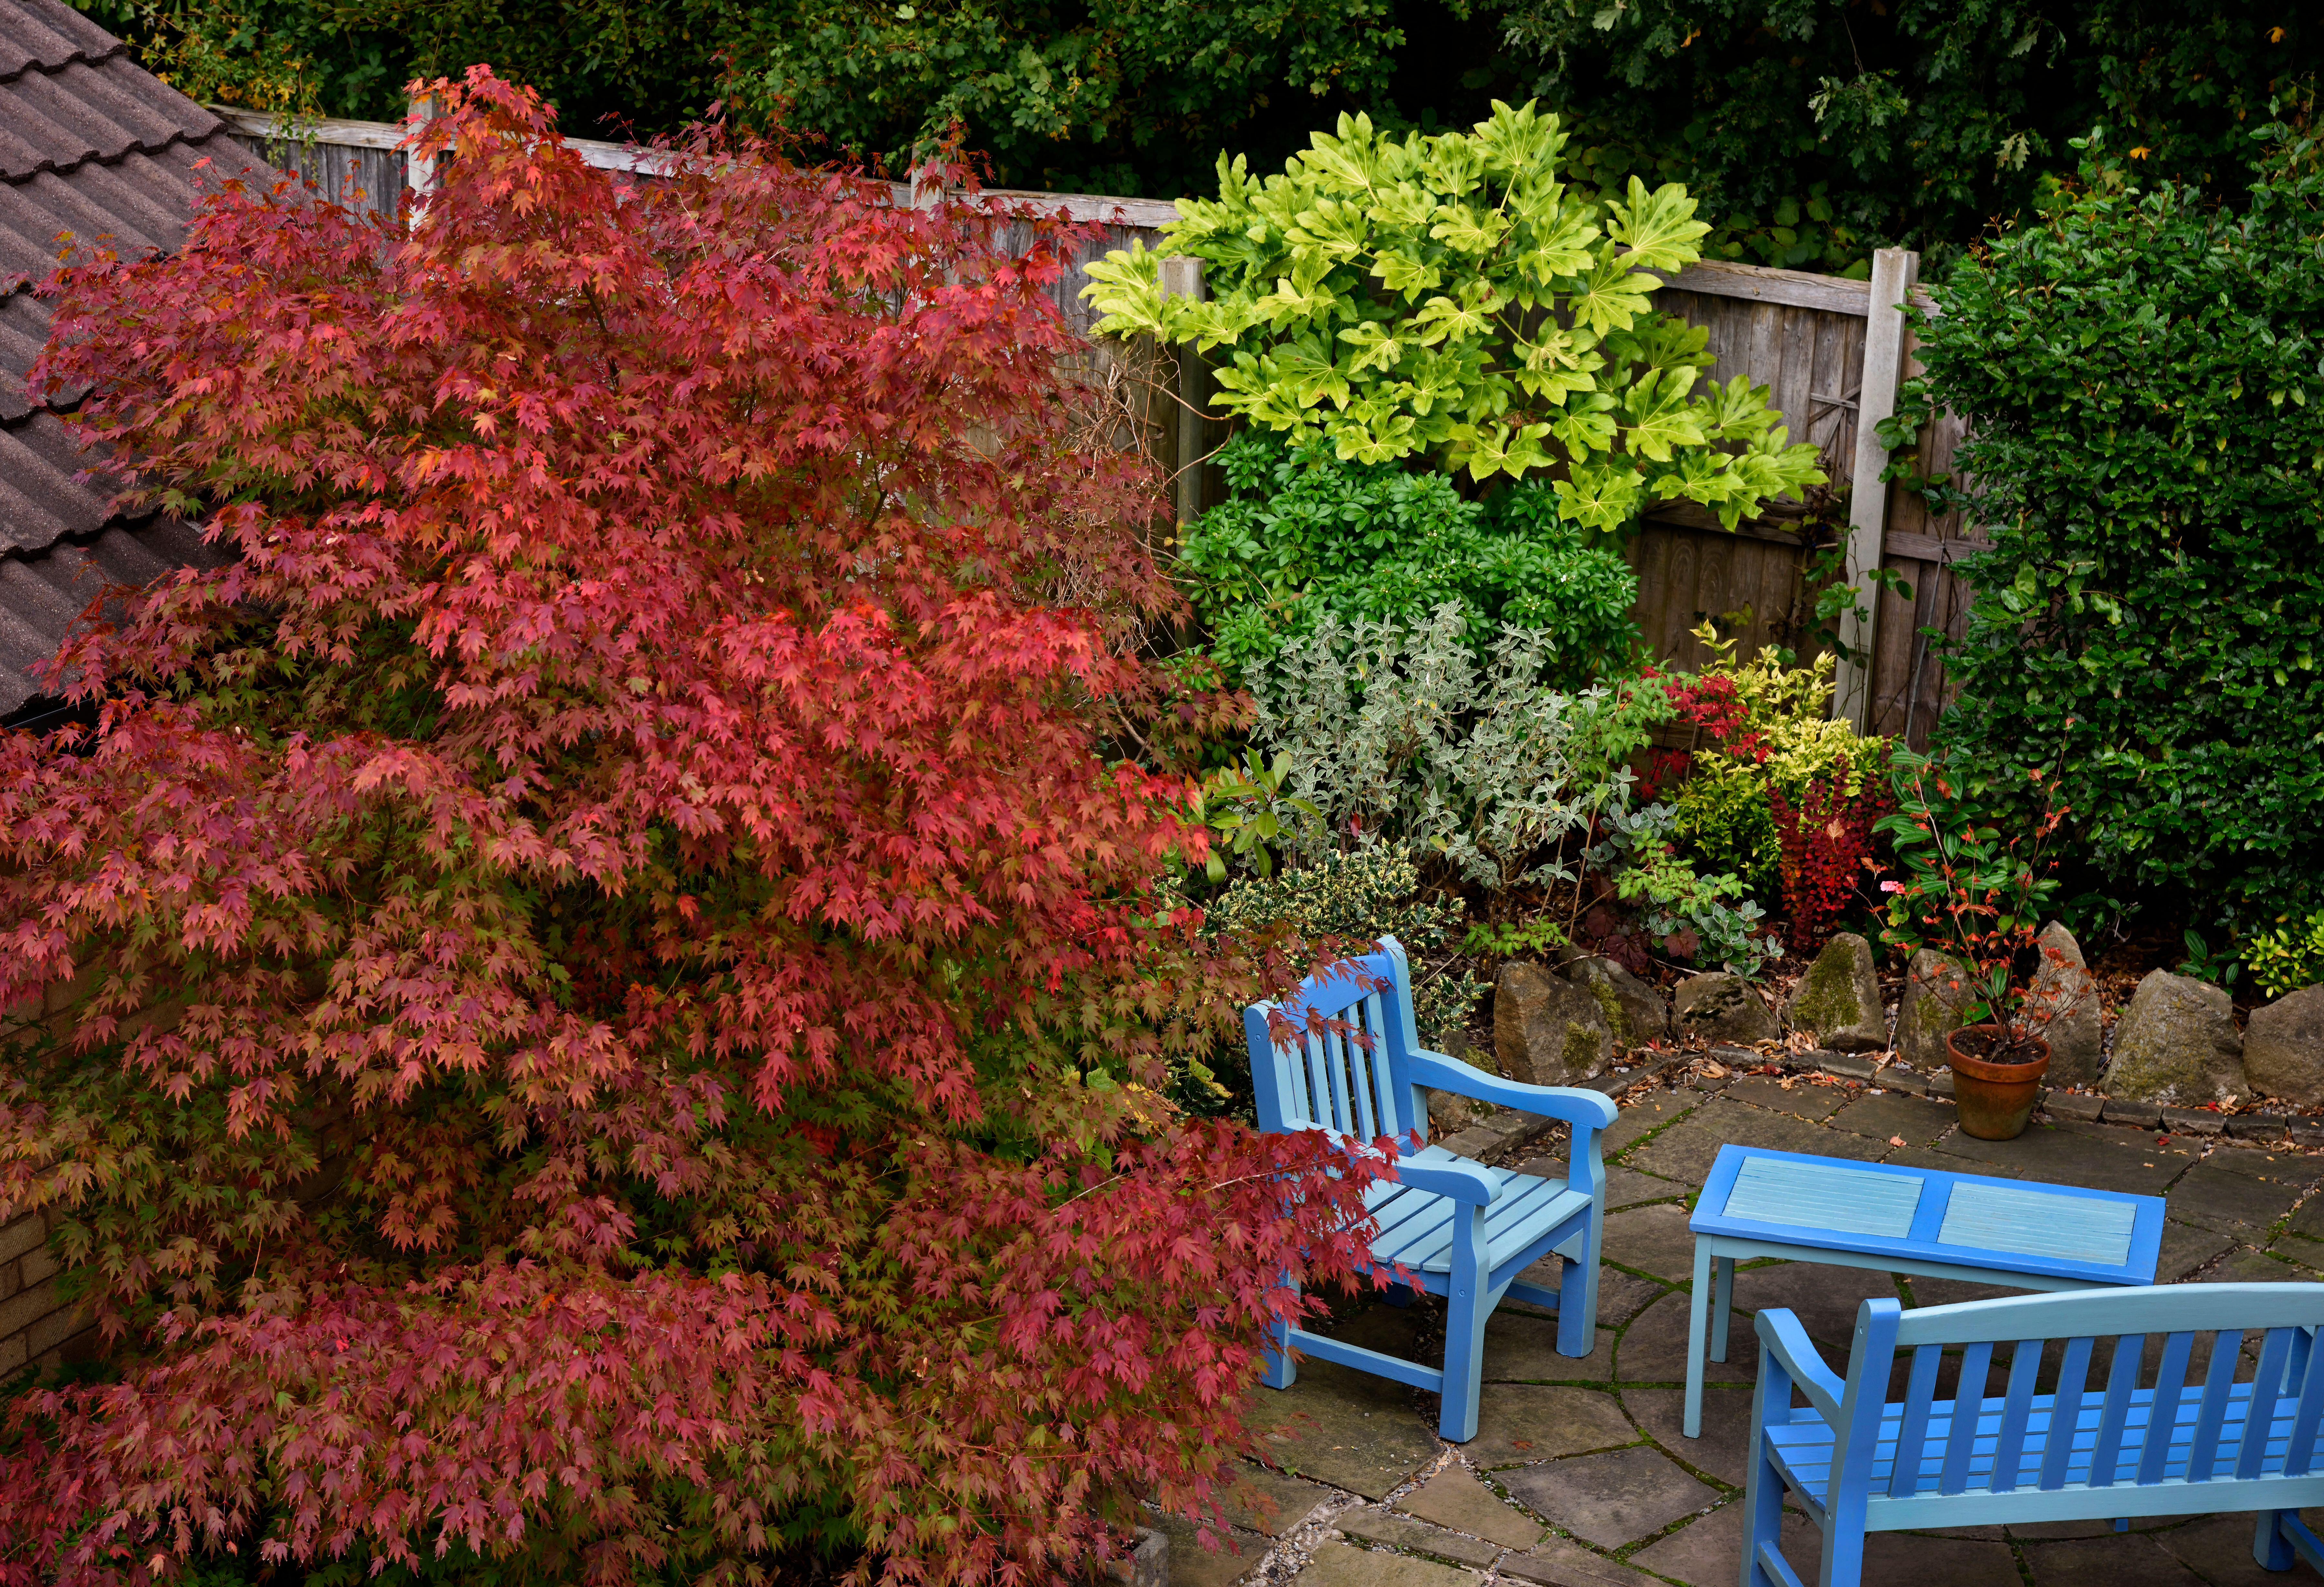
left=2, top=123, right=230, bottom=186
left=0, top=40, right=125, bottom=89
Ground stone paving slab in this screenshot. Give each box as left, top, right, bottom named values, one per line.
left=1601, top=1203, right=1705, bottom=1284
left=1218, top=1463, right=1334, bottom=1537
left=1626, top=1098, right=1885, bottom=1183
left=1497, top=1444, right=1717, bottom=1549
left=1502, top=1534, right=1664, bottom=1585
left=1479, top=1310, right=1625, bottom=1379
left=1623, top=1498, right=1816, bottom=1583
left=1297, top=1540, right=1480, bottom=1585
left=1615, top=1291, right=1755, bottom=1387
left=1830, top=1088, right=1957, bottom=1145
left=1396, top=1465, right=1547, bottom=1548
left=1150, top=1512, right=1268, bottom=1587
left=1622, top=1385, right=1756, bottom=1486
left=2167, top=1160, right=2305, bottom=1233
left=1335, top=1508, right=1500, bottom=1568
left=2020, top=1532, right=2210, bottom=1585
left=1599, top=1090, right=1704, bottom=1157
left=1718, top=1075, right=1848, bottom=1122
left=1253, top=1358, right=1440, bottom=1499
left=1516, top=1157, right=1687, bottom=1211
left=1933, top=1121, right=2198, bottom=1195
left=1466, top=1384, right=1637, bottom=1469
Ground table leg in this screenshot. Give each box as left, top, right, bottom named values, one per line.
left=1685, top=1238, right=1713, bottom=1438
left=1710, top=1255, right=1735, bottom=1363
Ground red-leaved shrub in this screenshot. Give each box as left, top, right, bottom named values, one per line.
left=1768, top=759, right=1893, bottom=956
left=0, top=71, right=1389, bottom=1584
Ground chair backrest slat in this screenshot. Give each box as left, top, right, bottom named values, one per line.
left=1244, top=944, right=1415, bottom=1144
left=2039, top=1336, right=2096, bottom=1491
left=1888, top=1345, right=1943, bottom=1498
left=2188, top=1330, right=2245, bottom=1483
left=2137, top=1332, right=2197, bottom=1485
left=2089, top=1333, right=2145, bottom=1488
left=1346, top=1008, right=1379, bottom=1140
left=2239, top=1327, right=2297, bottom=1481
left=1989, top=1337, right=2044, bottom=1492
left=2286, top=1324, right=2324, bottom=1476
left=1938, top=1341, right=1993, bottom=1495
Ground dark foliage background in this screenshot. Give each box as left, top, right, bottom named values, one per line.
left=83, top=0, right=2317, bottom=271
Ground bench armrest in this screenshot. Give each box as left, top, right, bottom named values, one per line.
left=1404, top=1049, right=1620, bottom=1133
left=1755, top=1307, right=1846, bottom=1426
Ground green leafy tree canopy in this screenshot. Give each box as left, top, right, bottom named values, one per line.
left=1084, top=102, right=1825, bottom=525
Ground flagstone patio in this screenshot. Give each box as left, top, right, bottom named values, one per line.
left=1160, top=1065, right=2324, bottom=1587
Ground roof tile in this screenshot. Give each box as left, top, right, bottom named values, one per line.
left=0, top=0, right=124, bottom=83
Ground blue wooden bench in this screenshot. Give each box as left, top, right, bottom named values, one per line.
left=1243, top=936, right=1617, bottom=1443
left=1744, top=1283, right=2324, bottom=1586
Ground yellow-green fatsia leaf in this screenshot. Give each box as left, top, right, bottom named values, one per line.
left=1622, top=366, right=1708, bottom=461
left=1265, top=336, right=1354, bottom=410
left=1470, top=98, right=1563, bottom=178
left=1370, top=179, right=1438, bottom=230
left=1567, top=254, right=1654, bottom=335
left=1371, top=248, right=1442, bottom=299
left=1519, top=208, right=1601, bottom=285
left=1420, top=131, right=1484, bottom=198
left=1078, top=240, right=1170, bottom=338
left=1337, top=319, right=1411, bottom=375
left=1299, top=113, right=1385, bottom=195
left=1553, top=463, right=1645, bottom=530
left=1332, top=411, right=1420, bottom=464
left=1551, top=406, right=1619, bottom=455
left=1412, top=291, right=1492, bottom=346
left=1286, top=195, right=1370, bottom=261
left=1608, top=175, right=1711, bottom=272
left=1429, top=202, right=1511, bottom=256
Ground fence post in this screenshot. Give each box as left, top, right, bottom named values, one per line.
left=1158, top=256, right=1207, bottom=526
left=405, top=95, right=439, bottom=203
left=1834, top=247, right=1920, bottom=730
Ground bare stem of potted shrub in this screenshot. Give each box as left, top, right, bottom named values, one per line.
left=1875, top=744, right=2093, bottom=1140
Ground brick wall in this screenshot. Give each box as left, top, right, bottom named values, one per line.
left=0, top=1209, right=88, bottom=1376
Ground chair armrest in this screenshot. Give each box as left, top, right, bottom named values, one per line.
left=1405, top=1049, right=1620, bottom=1131
left=1755, top=1308, right=1846, bottom=1426
left=1392, top=1154, right=1502, bottom=1207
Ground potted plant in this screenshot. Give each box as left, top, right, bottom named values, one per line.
left=1875, top=748, right=2092, bottom=1140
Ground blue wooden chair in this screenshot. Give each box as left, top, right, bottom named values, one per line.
left=1243, top=936, right=1617, bottom=1443
left=1743, top=1283, right=2324, bottom=1587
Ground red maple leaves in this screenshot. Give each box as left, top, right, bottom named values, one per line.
left=0, top=70, right=1378, bottom=1584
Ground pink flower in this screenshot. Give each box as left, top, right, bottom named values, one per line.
left=1880, top=880, right=1905, bottom=893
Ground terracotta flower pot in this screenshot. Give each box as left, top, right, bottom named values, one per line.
left=1947, top=1026, right=2051, bottom=1141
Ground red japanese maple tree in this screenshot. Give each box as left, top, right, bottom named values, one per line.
left=0, top=71, right=1386, bottom=1584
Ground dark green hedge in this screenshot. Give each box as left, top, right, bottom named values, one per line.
left=1901, top=122, right=2324, bottom=934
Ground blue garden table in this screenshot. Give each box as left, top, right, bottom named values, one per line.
left=1683, top=1144, right=2164, bottom=1437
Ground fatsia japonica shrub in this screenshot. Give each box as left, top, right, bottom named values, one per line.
left=1083, top=101, right=1826, bottom=519
left=0, top=69, right=1394, bottom=1585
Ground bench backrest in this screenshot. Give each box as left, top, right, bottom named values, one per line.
left=1243, top=937, right=1423, bottom=1147
left=1845, top=1282, right=2324, bottom=1498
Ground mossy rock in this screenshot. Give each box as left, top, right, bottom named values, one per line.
left=1783, top=933, right=1885, bottom=1052
left=1493, top=961, right=1615, bottom=1085
left=1560, top=956, right=1670, bottom=1049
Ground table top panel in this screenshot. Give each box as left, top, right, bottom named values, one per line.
left=1691, top=1144, right=2163, bottom=1286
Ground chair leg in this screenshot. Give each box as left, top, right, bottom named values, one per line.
left=1438, top=1204, right=1489, bottom=1442
left=2255, top=1510, right=2297, bottom=1572
left=1740, top=1394, right=1788, bottom=1587
left=1262, top=1278, right=1298, bottom=1390
left=1558, top=1206, right=1603, bottom=1358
